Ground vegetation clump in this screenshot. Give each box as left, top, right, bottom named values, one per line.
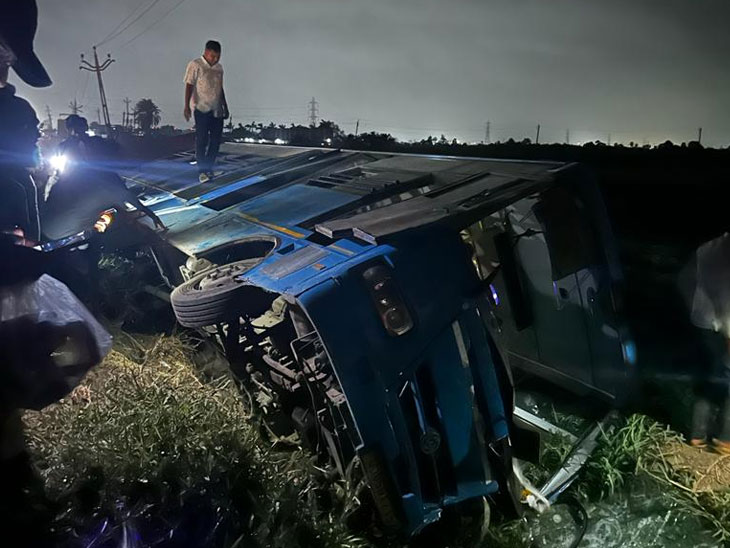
left=23, top=336, right=368, bottom=548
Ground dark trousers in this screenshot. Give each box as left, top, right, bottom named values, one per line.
left=194, top=109, right=224, bottom=174
left=691, top=330, right=730, bottom=442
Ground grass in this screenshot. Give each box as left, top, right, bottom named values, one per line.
left=20, top=329, right=730, bottom=546
left=23, top=335, right=369, bottom=548
left=578, top=414, right=730, bottom=544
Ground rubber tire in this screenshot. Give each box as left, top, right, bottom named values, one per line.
left=359, top=450, right=403, bottom=532
left=170, top=258, right=261, bottom=327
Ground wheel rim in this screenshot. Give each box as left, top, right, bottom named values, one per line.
left=194, top=260, right=257, bottom=293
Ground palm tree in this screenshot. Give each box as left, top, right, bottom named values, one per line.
left=133, top=98, right=161, bottom=134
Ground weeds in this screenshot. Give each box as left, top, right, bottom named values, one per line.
left=20, top=328, right=730, bottom=546
left=579, top=414, right=730, bottom=544
left=23, top=336, right=369, bottom=548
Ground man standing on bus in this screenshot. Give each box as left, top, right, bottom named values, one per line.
left=183, top=40, right=228, bottom=184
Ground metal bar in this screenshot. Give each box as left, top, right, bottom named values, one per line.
left=539, top=411, right=619, bottom=503
left=513, top=406, right=578, bottom=444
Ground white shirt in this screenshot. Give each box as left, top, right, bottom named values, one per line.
left=184, top=56, right=224, bottom=116
left=691, top=232, right=730, bottom=338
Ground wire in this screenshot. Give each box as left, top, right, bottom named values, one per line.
left=79, top=71, right=90, bottom=103
left=94, top=0, right=149, bottom=46
left=120, top=0, right=192, bottom=49
left=95, top=0, right=166, bottom=48
left=565, top=496, right=589, bottom=548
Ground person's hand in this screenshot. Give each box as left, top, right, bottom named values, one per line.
left=2, top=227, right=36, bottom=248
left=222, top=103, right=229, bottom=120
left=184, top=106, right=192, bottom=122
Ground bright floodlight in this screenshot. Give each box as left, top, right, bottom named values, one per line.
left=50, top=153, right=68, bottom=173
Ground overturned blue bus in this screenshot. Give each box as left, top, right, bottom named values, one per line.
left=114, top=143, right=633, bottom=535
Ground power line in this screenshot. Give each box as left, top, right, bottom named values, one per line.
left=95, top=0, right=165, bottom=47
left=79, top=71, right=90, bottom=103
left=120, top=0, right=192, bottom=49
left=95, top=0, right=151, bottom=47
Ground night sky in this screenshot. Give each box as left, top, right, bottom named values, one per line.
left=14, top=0, right=730, bottom=146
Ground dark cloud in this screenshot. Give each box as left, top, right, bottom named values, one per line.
left=15, top=0, right=730, bottom=145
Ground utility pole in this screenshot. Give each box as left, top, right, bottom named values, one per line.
left=355, top=119, right=360, bottom=137
left=565, top=129, right=570, bottom=144
left=80, top=46, right=115, bottom=134
left=485, top=121, right=491, bottom=144
left=123, top=97, right=132, bottom=129
left=96, top=108, right=101, bottom=124
left=607, top=133, right=612, bottom=146
left=68, top=98, right=83, bottom=115
left=535, top=124, right=541, bottom=145
left=44, top=105, right=53, bottom=131
left=308, top=97, right=319, bottom=127
left=698, top=127, right=703, bottom=144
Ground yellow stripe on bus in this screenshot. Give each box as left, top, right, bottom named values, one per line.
left=235, top=212, right=306, bottom=239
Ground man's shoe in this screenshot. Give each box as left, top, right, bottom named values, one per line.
left=712, top=439, right=730, bottom=455
left=207, top=170, right=223, bottom=179
left=198, top=172, right=210, bottom=183
left=689, top=438, right=708, bottom=450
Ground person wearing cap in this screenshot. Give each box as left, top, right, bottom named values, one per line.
left=0, top=0, right=50, bottom=244
left=1, top=2, right=60, bottom=542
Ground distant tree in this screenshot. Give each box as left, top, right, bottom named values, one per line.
left=687, top=140, right=704, bottom=150
left=318, top=120, right=344, bottom=141
left=356, top=132, right=397, bottom=151
left=134, top=98, right=161, bottom=133
left=318, top=120, right=339, bottom=130
left=157, top=124, right=179, bottom=136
